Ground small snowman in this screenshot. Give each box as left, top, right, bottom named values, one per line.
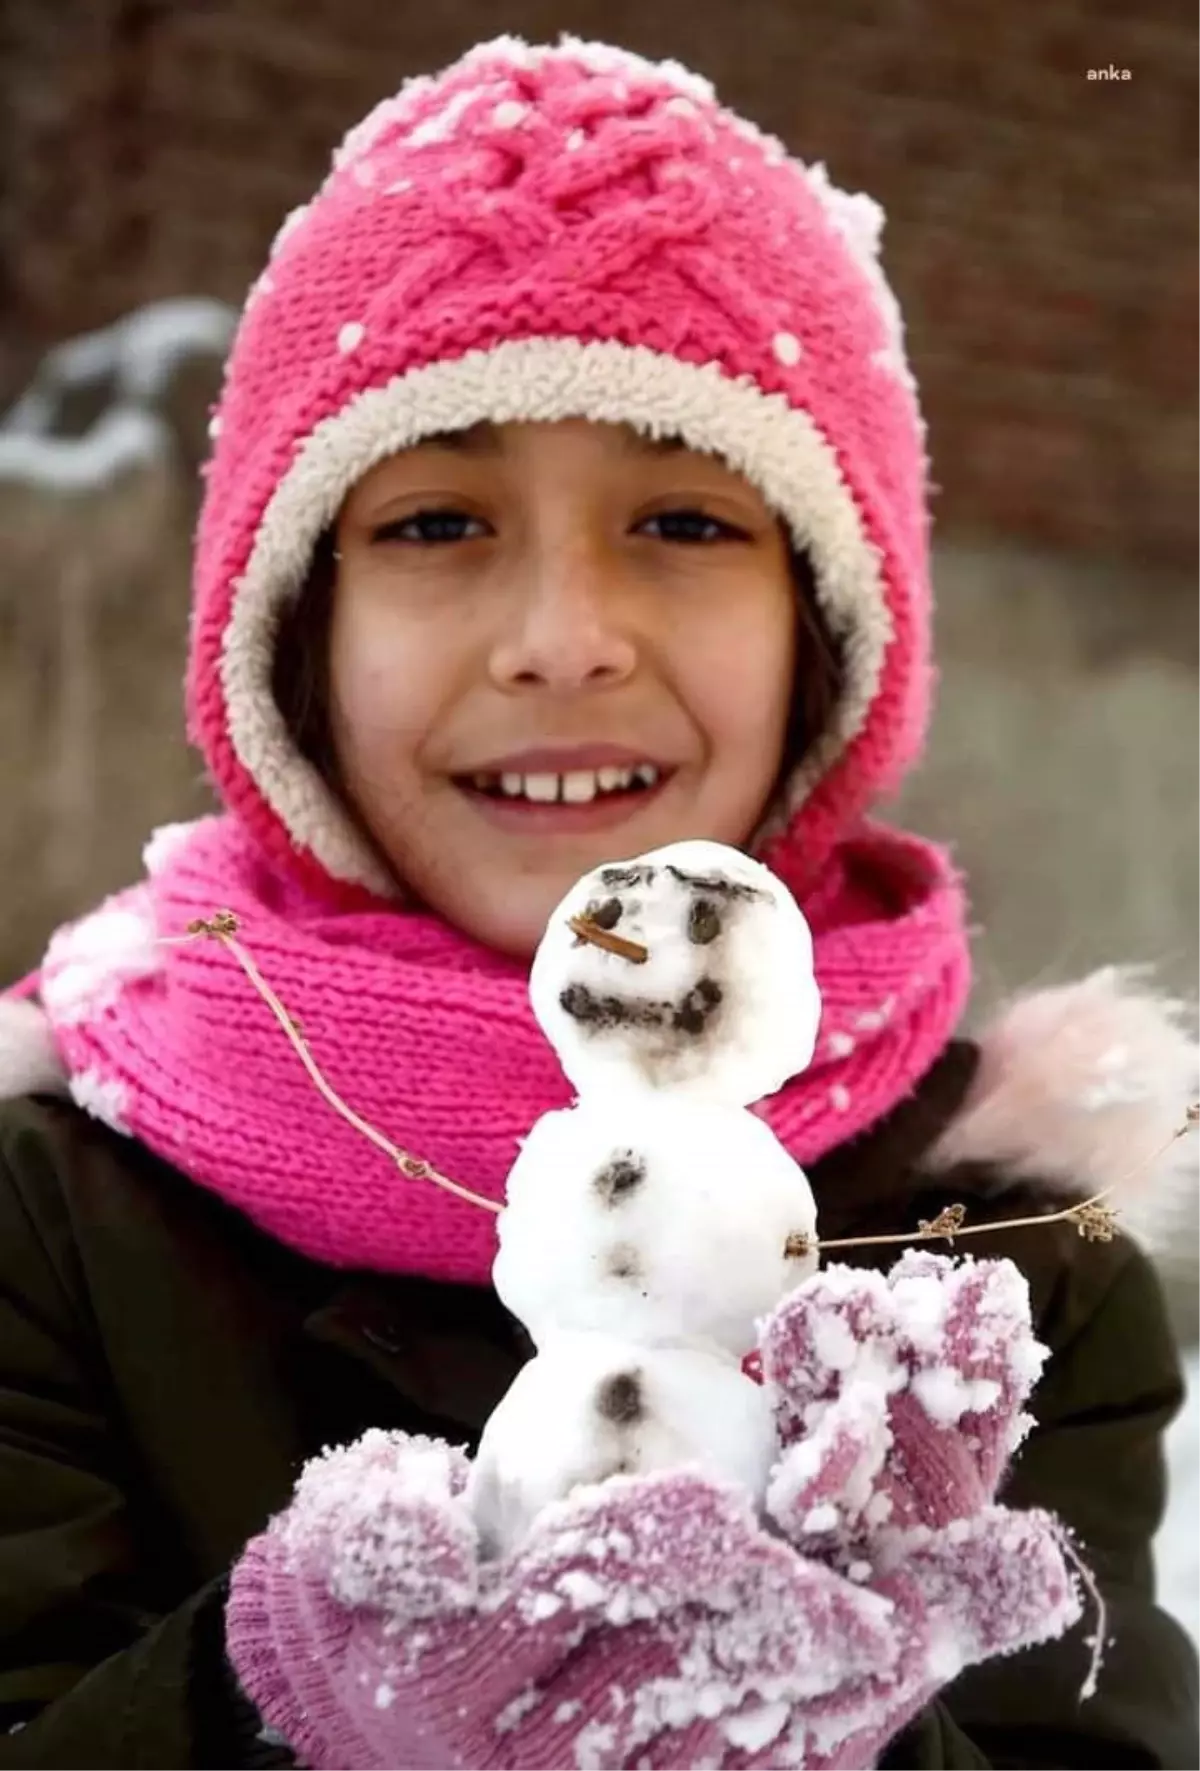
left=467, top=840, right=823, bottom=1558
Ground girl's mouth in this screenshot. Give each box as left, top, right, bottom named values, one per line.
left=453, top=763, right=674, bottom=833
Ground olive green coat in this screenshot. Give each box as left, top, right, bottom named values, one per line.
left=0, top=1045, right=1195, bottom=1768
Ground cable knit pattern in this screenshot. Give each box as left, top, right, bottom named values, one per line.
left=40, top=815, right=969, bottom=1282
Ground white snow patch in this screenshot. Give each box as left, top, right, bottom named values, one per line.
left=889, top=1270, right=951, bottom=1353
left=281, top=1430, right=477, bottom=1614
left=853, top=998, right=895, bottom=1033
left=723, top=1700, right=789, bottom=1752
left=0, top=998, right=68, bottom=1100
left=574, top=1721, right=616, bottom=1769
left=41, top=900, right=161, bottom=1024
left=269, top=205, right=310, bottom=259
left=1157, top=1348, right=1199, bottom=1644
left=0, top=298, right=234, bottom=493
left=2, top=298, right=234, bottom=428
left=142, top=820, right=200, bottom=877
left=802, top=1503, right=838, bottom=1533
left=864, top=1489, right=893, bottom=1526
left=556, top=1568, right=608, bottom=1609
left=0, top=408, right=168, bottom=493
left=409, top=85, right=487, bottom=146
left=69, top=1068, right=130, bottom=1134
left=910, top=1367, right=1001, bottom=1427
left=495, top=1686, right=539, bottom=1733
left=810, top=1307, right=859, bottom=1371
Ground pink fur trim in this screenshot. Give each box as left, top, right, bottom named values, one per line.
left=928, top=969, right=1198, bottom=1210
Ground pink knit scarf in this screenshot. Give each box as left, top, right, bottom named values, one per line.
left=38, top=816, right=970, bottom=1284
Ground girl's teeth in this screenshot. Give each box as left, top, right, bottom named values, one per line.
left=562, top=770, right=598, bottom=804
left=476, top=765, right=664, bottom=802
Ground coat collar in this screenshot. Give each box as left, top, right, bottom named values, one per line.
left=303, top=1270, right=532, bottom=1441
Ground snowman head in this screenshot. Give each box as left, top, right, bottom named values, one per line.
left=528, top=840, right=821, bottom=1106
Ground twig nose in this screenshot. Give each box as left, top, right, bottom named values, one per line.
left=567, top=914, right=649, bottom=964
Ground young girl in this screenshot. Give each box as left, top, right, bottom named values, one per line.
left=0, top=35, right=1195, bottom=1771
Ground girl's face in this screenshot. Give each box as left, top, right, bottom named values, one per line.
left=329, top=419, right=799, bottom=959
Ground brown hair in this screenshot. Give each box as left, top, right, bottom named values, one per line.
left=272, top=528, right=341, bottom=791
left=272, top=530, right=843, bottom=798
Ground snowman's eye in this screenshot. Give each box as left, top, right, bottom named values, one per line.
left=687, top=899, right=722, bottom=945
left=586, top=897, right=624, bottom=931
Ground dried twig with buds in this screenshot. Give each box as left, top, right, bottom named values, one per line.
left=1064, top=1200, right=1120, bottom=1243
left=918, top=1203, right=968, bottom=1242
left=173, top=913, right=500, bottom=1214
left=169, top=912, right=1198, bottom=1265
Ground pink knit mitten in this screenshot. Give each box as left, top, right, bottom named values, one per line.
left=757, top=1251, right=1084, bottom=1766
left=226, top=1431, right=899, bottom=1771
left=227, top=1255, right=1082, bottom=1770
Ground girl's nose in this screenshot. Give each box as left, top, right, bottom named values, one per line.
left=488, top=549, right=639, bottom=693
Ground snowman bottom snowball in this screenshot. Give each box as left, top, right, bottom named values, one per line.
left=467, top=1332, right=776, bottom=1560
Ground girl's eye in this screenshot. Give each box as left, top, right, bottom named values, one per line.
left=368, top=506, right=745, bottom=546
left=638, top=509, right=744, bottom=544
left=370, top=509, right=488, bottom=544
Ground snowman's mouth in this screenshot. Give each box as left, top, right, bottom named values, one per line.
left=558, top=977, right=723, bottom=1038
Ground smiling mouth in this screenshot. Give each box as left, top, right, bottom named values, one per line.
left=455, top=763, right=669, bottom=806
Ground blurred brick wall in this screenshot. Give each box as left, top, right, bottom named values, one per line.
left=2, top=0, right=1196, bottom=566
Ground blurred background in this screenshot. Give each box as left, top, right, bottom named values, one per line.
left=0, top=0, right=1196, bottom=1634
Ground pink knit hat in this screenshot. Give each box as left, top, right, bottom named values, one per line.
left=189, top=35, right=930, bottom=902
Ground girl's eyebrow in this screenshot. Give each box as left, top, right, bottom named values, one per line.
left=412, top=423, right=688, bottom=457
left=415, top=422, right=501, bottom=454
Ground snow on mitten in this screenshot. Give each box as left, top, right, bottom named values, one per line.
left=225, top=1427, right=903, bottom=1771
left=779, top=1507, right=1078, bottom=1771
left=761, top=1251, right=1047, bottom=1544
left=754, top=1253, right=1083, bottom=1766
